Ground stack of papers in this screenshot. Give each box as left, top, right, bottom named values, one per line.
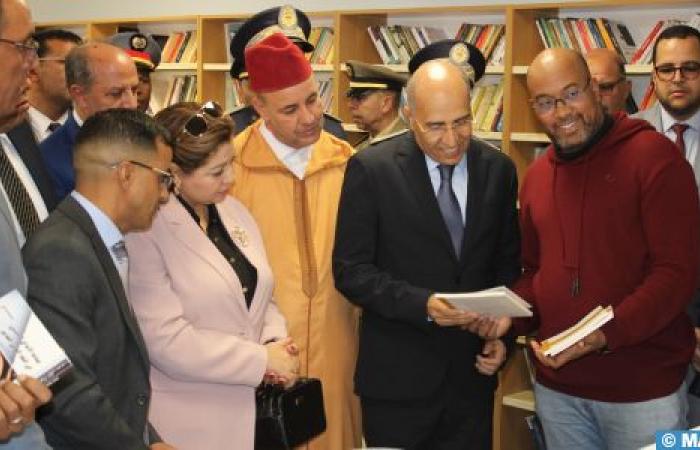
left=540, top=305, right=614, bottom=357
left=0, top=290, right=72, bottom=386
left=436, top=286, right=533, bottom=318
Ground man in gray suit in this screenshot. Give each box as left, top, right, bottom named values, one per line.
left=0, top=0, right=56, bottom=447
left=632, top=24, right=700, bottom=425
left=23, top=109, right=175, bottom=449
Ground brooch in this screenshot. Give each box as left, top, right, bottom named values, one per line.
left=231, top=226, right=249, bottom=248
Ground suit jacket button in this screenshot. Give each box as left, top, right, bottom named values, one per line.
left=136, top=394, right=147, bottom=406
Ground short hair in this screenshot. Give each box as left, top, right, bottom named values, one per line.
left=65, top=44, right=95, bottom=88
left=652, top=25, right=700, bottom=65
left=33, top=29, right=83, bottom=58
left=75, top=108, right=171, bottom=162
left=154, top=102, right=234, bottom=174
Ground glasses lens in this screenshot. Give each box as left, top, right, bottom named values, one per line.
left=184, top=114, right=208, bottom=137
left=201, top=101, right=223, bottom=118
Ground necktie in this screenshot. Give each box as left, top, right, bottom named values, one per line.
left=0, top=141, right=40, bottom=238
left=672, top=123, right=689, bottom=155
left=47, top=122, right=61, bottom=133
left=437, top=164, right=464, bottom=256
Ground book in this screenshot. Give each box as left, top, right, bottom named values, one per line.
left=0, top=290, right=72, bottom=386
left=539, top=305, right=613, bottom=357
left=435, top=286, right=532, bottom=318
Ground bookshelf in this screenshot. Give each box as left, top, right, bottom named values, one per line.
left=37, top=3, right=700, bottom=447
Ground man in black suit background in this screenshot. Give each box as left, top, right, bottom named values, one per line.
left=333, top=54, right=520, bottom=449
left=23, top=109, right=175, bottom=450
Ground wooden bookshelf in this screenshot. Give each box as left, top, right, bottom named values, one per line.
left=37, top=3, right=700, bottom=447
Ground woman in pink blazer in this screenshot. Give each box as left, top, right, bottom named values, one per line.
left=126, top=102, right=299, bottom=450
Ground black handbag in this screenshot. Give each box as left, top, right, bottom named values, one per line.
left=254, top=377, right=326, bottom=449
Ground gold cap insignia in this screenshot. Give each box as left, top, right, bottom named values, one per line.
left=130, top=34, right=148, bottom=51
left=449, top=43, right=470, bottom=66
left=278, top=5, right=297, bottom=31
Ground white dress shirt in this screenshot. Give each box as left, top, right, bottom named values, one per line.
left=259, top=121, right=312, bottom=180
left=27, top=106, right=68, bottom=143
left=0, top=134, right=49, bottom=247
left=425, top=152, right=469, bottom=223
left=660, top=107, right=700, bottom=188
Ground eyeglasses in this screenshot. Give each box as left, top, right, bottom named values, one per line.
left=177, top=101, right=224, bottom=140
left=530, top=78, right=591, bottom=115
left=0, top=36, right=39, bottom=58
left=111, top=160, right=176, bottom=192
left=654, top=62, right=700, bottom=81
left=413, top=115, right=472, bottom=139
left=597, top=78, right=625, bottom=94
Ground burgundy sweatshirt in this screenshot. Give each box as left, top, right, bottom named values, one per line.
left=514, top=113, right=700, bottom=402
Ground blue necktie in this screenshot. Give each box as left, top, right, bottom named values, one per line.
left=437, top=164, right=463, bottom=256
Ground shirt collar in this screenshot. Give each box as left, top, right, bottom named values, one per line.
left=28, top=107, right=68, bottom=131
left=424, top=151, right=468, bottom=174
left=70, top=191, right=124, bottom=250
left=660, top=105, right=700, bottom=133
left=259, top=120, right=312, bottom=179
left=72, top=108, right=85, bottom=127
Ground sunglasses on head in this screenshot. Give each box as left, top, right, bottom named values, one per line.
left=178, top=101, right=224, bottom=139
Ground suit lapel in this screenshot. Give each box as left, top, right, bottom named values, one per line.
left=60, top=197, right=151, bottom=368
left=396, top=133, right=458, bottom=260
left=163, top=198, right=251, bottom=315
left=460, top=141, right=488, bottom=267
left=7, top=121, right=58, bottom=211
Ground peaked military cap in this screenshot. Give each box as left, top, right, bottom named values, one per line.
left=108, top=32, right=161, bottom=71
left=345, top=60, right=408, bottom=98
left=229, top=5, right=313, bottom=79
left=408, top=39, right=486, bottom=86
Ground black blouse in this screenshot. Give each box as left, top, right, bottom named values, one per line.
left=178, top=196, right=258, bottom=307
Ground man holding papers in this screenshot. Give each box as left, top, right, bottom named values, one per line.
left=333, top=55, right=520, bottom=450
left=514, top=47, right=700, bottom=450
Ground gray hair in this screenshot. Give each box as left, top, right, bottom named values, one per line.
left=65, top=44, right=95, bottom=89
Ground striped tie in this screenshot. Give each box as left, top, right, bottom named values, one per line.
left=0, top=141, right=39, bottom=238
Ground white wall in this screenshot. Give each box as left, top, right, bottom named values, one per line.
left=27, top=0, right=583, bottom=23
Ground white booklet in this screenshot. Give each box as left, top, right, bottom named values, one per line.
left=540, top=305, right=614, bottom=357
left=435, top=286, right=533, bottom=318
left=0, top=290, right=72, bottom=386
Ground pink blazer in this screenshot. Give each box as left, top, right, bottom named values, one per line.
left=126, top=195, right=287, bottom=450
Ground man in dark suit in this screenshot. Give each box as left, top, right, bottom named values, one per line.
left=40, top=42, right=139, bottom=201
left=333, top=56, right=520, bottom=449
left=23, top=109, right=175, bottom=450
left=228, top=5, right=347, bottom=140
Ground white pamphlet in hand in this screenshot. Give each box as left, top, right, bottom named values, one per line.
left=435, top=286, right=533, bottom=318
left=539, top=305, right=614, bottom=357
left=0, top=290, right=72, bottom=386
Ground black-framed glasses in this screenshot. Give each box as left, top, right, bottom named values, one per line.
left=111, top=160, right=176, bottom=192
left=597, top=77, right=625, bottom=94
left=654, top=62, right=700, bottom=81
left=0, top=36, right=39, bottom=58
left=530, top=78, right=591, bottom=115
left=178, top=101, right=224, bottom=140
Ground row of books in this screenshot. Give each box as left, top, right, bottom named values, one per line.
left=455, top=23, right=506, bottom=65
left=535, top=17, right=637, bottom=63
left=160, top=30, right=197, bottom=64
left=471, top=80, right=504, bottom=132
left=306, top=27, right=335, bottom=64
left=632, top=14, right=700, bottom=64
left=367, top=25, right=448, bottom=65
left=318, top=78, right=333, bottom=113
left=162, top=75, right=197, bottom=108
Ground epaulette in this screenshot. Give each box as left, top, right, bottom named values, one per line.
left=323, top=112, right=343, bottom=124
left=370, top=128, right=409, bottom=145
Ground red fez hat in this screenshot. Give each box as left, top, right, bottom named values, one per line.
left=245, top=32, right=312, bottom=93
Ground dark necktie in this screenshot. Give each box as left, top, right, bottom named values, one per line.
left=672, top=123, right=690, bottom=155
left=437, top=164, right=464, bottom=256
left=47, top=122, right=61, bottom=133
left=0, top=141, right=40, bottom=238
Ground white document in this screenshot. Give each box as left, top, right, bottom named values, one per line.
left=0, top=290, right=72, bottom=386
left=435, top=286, right=533, bottom=318
left=540, top=305, right=614, bottom=357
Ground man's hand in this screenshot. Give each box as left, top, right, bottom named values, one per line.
left=0, top=375, right=52, bottom=439
left=475, top=339, right=507, bottom=375
left=531, top=329, right=607, bottom=370
left=464, top=316, right=512, bottom=339
left=692, top=328, right=700, bottom=372
left=150, top=443, right=177, bottom=450
left=427, top=295, right=479, bottom=327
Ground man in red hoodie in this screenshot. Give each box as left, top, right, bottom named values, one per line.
left=515, top=47, right=700, bottom=449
